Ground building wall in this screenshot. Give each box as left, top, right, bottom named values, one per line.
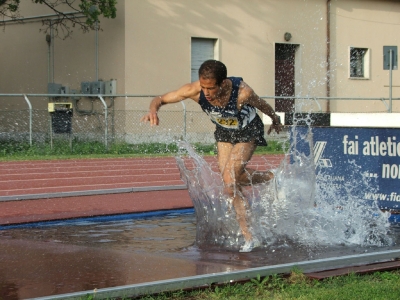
left=126, top=0, right=328, bottom=113
left=330, top=0, right=400, bottom=112
left=0, top=1, right=126, bottom=111
left=1, top=0, right=399, bottom=136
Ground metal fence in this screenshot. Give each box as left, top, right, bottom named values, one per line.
left=0, top=94, right=399, bottom=148
left=0, top=94, right=219, bottom=148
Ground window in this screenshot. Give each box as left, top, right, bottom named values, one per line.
left=349, top=47, right=370, bottom=79
left=191, top=38, right=217, bottom=82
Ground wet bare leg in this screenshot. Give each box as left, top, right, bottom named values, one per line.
left=217, top=141, right=259, bottom=242
left=218, top=143, right=274, bottom=185
left=231, top=191, right=252, bottom=241
left=240, top=169, right=274, bottom=185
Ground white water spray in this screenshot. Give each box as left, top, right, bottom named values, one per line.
left=175, top=124, right=392, bottom=252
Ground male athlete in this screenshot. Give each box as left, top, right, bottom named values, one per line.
left=141, top=60, right=282, bottom=252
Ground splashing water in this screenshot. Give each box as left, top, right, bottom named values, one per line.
left=175, top=125, right=392, bottom=252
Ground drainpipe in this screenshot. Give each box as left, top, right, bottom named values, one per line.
left=46, top=33, right=51, bottom=83
left=326, top=0, right=331, bottom=112
left=95, top=20, right=99, bottom=81
left=51, top=23, right=54, bottom=83
left=45, top=20, right=55, bottom=84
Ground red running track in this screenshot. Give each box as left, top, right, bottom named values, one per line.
left=0, top=155, right=284, bottom=225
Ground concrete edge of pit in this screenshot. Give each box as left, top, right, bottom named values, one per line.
left=27, top=249, right=400, bottom=300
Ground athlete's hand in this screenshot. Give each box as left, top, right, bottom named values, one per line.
left=140, top=111, right=159, bottom=126
left=267, top=123, right=283, bottom=135
left=267, top=114, right=283, bottom=135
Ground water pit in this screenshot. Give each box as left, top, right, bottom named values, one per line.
left=1, top=210, right=400, bottom=299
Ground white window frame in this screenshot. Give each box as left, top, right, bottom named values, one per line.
left=349, top=47, right=370, bottom=79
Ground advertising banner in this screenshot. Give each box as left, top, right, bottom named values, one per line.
left=292, top=126, right=400, bottom=211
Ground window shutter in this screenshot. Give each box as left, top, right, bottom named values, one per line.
left=191, top=38, right=215, bottom=82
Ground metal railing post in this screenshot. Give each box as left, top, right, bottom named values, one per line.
left=181, top=101, right=186, bottom=139
left=23, top=94, right=33, bottom=146
left=98, top=95, right=108, bottom=150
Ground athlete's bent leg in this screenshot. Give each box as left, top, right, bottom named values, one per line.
left=217, top=141, right=257, bottom=243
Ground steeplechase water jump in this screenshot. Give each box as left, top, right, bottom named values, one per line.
left=142, top=60, right=394, bottom=253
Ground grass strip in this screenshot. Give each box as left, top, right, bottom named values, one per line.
left=128, top=270, right=400, bottom=300
left=0, top=140, right=287, bottom=161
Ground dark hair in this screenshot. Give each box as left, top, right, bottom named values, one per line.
left=198, top=60, right=227, bottom=85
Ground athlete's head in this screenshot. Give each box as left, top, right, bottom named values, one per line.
left=198, top=60, right=227, bottom=86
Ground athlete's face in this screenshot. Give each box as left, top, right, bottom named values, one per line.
left=199, top=77, right=220, bottom=102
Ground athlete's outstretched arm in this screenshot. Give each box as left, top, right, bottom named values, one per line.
left=141, top=82, right=200, bottom=126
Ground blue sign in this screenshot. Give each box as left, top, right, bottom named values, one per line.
left=292, top=126, right=400, bottom=211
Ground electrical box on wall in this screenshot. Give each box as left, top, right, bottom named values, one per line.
left=91, top=81, right=105, bottom=94
left=48, top=83, right=62, bottom=94
left=105, top=80, right=117, bottom=95
left=60, top=86, right=70, bottom=94
left=81, top=82, right=91, bottom=94
left=80, top=80, right=117, bottom=95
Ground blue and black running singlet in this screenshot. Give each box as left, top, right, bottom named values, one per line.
left=199, top=77, right=257, bottom=130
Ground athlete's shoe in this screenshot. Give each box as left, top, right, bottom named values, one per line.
left=239, top=237, right=261, bottom=252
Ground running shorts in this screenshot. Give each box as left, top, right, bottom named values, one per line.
left=214, top=114, right=267, bottom=146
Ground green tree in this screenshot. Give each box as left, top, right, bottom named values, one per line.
left=0, top=0, right=117, bottom=38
